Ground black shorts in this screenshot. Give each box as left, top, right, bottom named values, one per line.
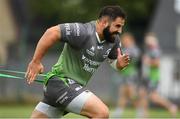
left=42, top=76, right=86, bottom=109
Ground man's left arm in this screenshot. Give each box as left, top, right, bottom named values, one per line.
left=107, top=39, right=130, bottom=70
left=110, top=48, right=129, bottom=70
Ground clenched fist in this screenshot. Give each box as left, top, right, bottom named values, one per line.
left=116, top=48, right=130, bottom=69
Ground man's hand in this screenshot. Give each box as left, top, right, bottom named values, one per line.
left=25, top=61, right=44, bottom=84
left=116, top=48, right=130, bottom=69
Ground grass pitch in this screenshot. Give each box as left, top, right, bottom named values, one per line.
left=0, top=104, right=179, bottom=118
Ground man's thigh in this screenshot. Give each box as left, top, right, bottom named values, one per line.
left=78, top=93, right=109, bottom=118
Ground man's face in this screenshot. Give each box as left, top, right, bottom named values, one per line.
left=103, top=17, right=125, bottom=42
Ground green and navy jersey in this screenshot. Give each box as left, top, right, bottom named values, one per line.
left=146, top=47, right=161, bottom=83
left=45, top=21, right=120, bottom=86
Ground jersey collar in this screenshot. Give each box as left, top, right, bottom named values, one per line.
left=95, top=32, right=105, bottom=44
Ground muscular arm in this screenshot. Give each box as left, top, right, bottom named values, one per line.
left=25, top=25, right=61, bottom=84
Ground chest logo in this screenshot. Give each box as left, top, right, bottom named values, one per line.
left=103, top=48, right=111, bottom=58
left=90, top=46, right=95, bottom=52
left=86, top=46, right=95, bottom=56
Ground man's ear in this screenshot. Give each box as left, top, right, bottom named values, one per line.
left=102, top=16, right=109, bottom=27
left=105, top=22, right=109, bottom=27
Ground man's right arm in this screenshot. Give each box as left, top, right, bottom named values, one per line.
left=25, top=25, right=61, bottom=84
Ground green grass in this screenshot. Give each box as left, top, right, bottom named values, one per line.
left=0, top=104, right=179, bottom=118
left=0, top=104, right=34, bottom=118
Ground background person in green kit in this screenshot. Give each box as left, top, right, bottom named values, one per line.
left=142, top=32, right=178, bottom=117
left=112, top=32, right=141, bottom=117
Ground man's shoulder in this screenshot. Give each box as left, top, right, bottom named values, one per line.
left=84, top=20, right=96, bottom=30
left=75, top=20, right=95, bottom=27
left=80, top=21, right=96, bottom=37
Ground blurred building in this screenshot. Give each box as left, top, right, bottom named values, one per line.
left=0, top=0, right=31, bottom=102
left=149, top=0, right=180, bottom=104
left=0, top=0, right=16, bottom=65
left=0, top=0, right=17, bottom=100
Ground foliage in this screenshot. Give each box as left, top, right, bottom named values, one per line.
left=28, top=0, right=156, bottom=25
left=26, top=0, right=157, bottom=44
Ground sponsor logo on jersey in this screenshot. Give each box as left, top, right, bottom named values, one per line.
left=75, top=23, right=80, bottom=36
left=86, top=46, right=95, bottom=56
left=65, top=23, right=71, bottom=35
left=81, top=54, right=100, bottom=74
left=90, top=46, right=95, bottom=51
left=83, top=64, right=96, bottom=74
left=82, top=55, right=100, bottom=66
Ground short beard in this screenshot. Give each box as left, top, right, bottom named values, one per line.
left=103, top=26, right=119, bottom=43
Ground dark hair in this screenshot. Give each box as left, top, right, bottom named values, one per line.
left=98, top=5, right=126, bottom=20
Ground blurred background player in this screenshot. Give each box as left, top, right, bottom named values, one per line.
left=112, top=32, right=141, bottom=117
left=0, top=0, right=16, bottom=65
left=142, top=32, right=178, bottom=117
